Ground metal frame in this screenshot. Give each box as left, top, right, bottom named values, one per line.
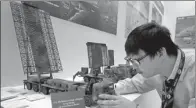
left=10, top=2, right=63, bottom=92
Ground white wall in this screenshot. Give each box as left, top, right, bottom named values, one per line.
left=162, top=1, right=195, bottom=41
left=1, top=1, right=25, bottom=87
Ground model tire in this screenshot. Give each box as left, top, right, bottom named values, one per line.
left=26, top=82, right=32, bottom=90
left=42, top=86, right=49, bottom=95
left=84, top=95, right=92, bottom=107
left=90, top=78, right=96, bottom=83
left=32, top=84, right=39, bottom=92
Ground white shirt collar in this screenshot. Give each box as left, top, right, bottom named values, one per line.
left=167, top=49, right=182, bottom=80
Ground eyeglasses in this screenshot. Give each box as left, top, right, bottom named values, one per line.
left=125, top=54, right=149, bottom=64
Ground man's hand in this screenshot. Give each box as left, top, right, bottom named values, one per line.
left=97, top=94, right=137, bottom=108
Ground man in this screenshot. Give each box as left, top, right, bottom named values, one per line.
left=97, top=22, right=195, bottom=108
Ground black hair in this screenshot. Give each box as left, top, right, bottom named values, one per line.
left=125, top=22, right=179, bottom=58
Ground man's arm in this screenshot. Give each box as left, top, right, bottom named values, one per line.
left=114, top=73, right=146, bottom=95
left=188, top=98, right=195, bottom=108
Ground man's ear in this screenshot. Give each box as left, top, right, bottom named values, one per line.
left=157, top=47, right=166, bottom=57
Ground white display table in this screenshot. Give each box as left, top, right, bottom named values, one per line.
left=1, top=77, right=140, bottom=108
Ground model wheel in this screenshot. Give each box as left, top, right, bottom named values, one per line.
left=90, top=78, right=96, bottom=84
left=32, top=84, right=39, bottom=92
left=26, top=82, right=32, bottom=90
left=84, top=95, right=92, bottom=107
left=42, top=86, right=49, bottom=95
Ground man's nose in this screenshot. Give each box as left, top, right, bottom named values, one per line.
left=131, top=63, right=138, bottom=70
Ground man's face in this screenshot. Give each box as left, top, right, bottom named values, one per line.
left=125, top=50, right=162, bottom=78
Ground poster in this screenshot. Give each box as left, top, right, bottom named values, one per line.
left=151, top=4, right=162, bottom=25
left=175, top=15, right=195, bottom=37
left=125, top=1, right=149, bottom=38
left=175, top=15, right=195, bottom=48
left=22, top=1, right=118, bottom=35
left=154, top=1, right=164, bottom=15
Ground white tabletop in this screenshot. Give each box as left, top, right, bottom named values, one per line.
left=1, top=77, right=140, bottom=108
